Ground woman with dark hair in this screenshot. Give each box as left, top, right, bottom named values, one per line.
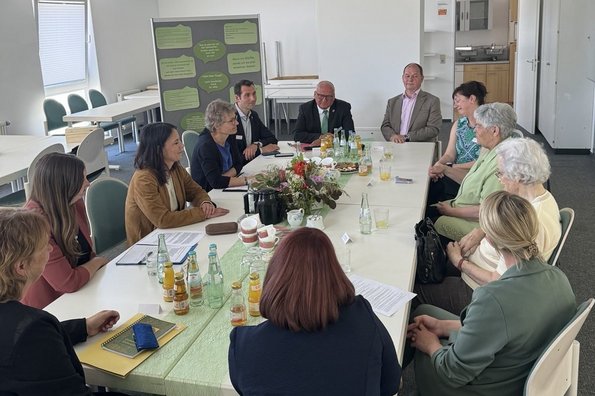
left=407, top=191, right=575, bottom=395
left=22, top=152, right=107, bottom=309
left=229, top=228, right=401, bottom=395
left=191, top=99, right=249, bottom=191
left=427, top=81, right=487, bottom=204
left=125, top=122, right=229, bottom=244
left=0, top=208, right=121, bottom=395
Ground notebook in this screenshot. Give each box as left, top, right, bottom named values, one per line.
left=101, top=314, right=177, bottom=358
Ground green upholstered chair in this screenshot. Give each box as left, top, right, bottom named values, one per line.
left=88, top=89, right=138, bottom=142
left=548, top=208, right=575, bottom=267
left=67, top=94, right=120, bottom=136
left=524, top=298, right=594, bottom=396
left=85, top=176, right=128, bottom=254
left=182, top=130, right=200, bottom=166
left=43, top=98, right=68, bottom=135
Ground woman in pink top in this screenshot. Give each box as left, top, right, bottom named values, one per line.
left=21, top=153, right=108, bottom=309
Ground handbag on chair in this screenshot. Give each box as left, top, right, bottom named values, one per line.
left=414, top=218, right=447, bottom=284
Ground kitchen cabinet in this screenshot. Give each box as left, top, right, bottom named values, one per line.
left=462, top=63, right=509, bottom=103
left=456, top=0, right=492, bottom=31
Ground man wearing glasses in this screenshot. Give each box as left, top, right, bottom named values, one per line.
left=381, top=63, right=442, bottom=143
left=293, top=81, right=355, bottom=145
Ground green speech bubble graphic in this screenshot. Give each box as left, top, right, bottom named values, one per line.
left=155, top=25, right=192, bottom=49
left=228, top=84, right=263, bottom=105
left=227, top=50, right=261, bottom=75
left=163, top=87, right=200, bottom=112
left=224, top=21, right=258, bottom=45
left=180, top=112, right=205, bottom=132
left=193, top=40, right=226, bottom=63
left=159, top=55, right=196, bottom=80
left=198, top=71, right=229, bottom=94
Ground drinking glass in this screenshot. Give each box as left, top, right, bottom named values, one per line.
left=380, top=161, right=392, bottom=181
left=145, top=251, right=157, bottom=277
left=374, top=207, right=389, bottom=229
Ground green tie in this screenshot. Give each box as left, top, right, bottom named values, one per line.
left=321, top=110, right=328, bottom=133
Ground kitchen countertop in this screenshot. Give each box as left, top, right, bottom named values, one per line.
left=455, top=60, right=510, bottom=65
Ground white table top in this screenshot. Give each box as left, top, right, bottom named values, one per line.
left=44, top=141, right=434, bottom=395
left=124, top=90, right=160, bottom=100
left=0, top=135, right=72, bottom=186
left=264, top=87, right=314, bottom=101
left=63, top=97, right=160, bottom=123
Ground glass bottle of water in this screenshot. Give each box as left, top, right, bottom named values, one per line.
left=360, top=193, right=372, bottom=234
left=156, top=234, right=170, bottom=284
left=186, top=251, right=204, bottom=307
left=204, top=252, right=224, bottom=308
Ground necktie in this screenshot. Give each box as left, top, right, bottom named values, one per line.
left=321, top=110, right=328, bottom=133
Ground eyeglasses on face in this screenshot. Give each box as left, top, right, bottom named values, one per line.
left=315, top=92, right=334, bottom=100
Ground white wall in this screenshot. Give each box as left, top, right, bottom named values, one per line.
left=456, top=0, right=509, bottom=46
left=316, top=0, right=422, bottom=130
left=156, top=0, right=318, bottom=78
left=0, top=0, right=46, bottom=135
left=89, top=0, right=159, bottom=103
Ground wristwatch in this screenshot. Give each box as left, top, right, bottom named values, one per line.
left=254, top=141, right=263, bottom=148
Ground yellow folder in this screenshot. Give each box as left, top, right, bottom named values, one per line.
left=77, top=313, right=186, bottom=378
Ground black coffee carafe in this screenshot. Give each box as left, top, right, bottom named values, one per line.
left=256, top=188, right=284, bottom=225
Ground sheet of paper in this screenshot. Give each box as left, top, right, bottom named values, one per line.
left=117, top=245, right=154, bottom=265
left=348, top=274, right=416, bottom=317
left=138, top=230, right=204, bottom=247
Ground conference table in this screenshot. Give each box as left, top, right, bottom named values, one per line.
left=63, top=97, right=161, bottom=153
left=45, top=141, right=435, bottom=395
left=0, top=135, right=73, bottom=189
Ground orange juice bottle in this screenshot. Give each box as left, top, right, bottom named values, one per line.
left=248, top=272, right=262, bottom=317
left=162, top=261, right=175, bottom=302
left=230, top=282, right=247, bottom=326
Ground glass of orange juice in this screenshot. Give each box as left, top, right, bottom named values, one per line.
left=379, top=161, right=392, bottom=181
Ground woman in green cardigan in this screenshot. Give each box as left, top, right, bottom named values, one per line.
left=407, top=191, right=575, bottom=395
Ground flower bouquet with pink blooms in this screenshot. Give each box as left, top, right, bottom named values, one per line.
left=252, top=154, right=344, bottom=215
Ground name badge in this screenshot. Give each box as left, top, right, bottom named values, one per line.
left=236, top=135, right=243, bottom=140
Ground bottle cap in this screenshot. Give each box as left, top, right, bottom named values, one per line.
left=231, top=281, right=242, bottom=289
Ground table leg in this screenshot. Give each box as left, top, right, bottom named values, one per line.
left=273, top=99, right=279, bottom=138
left=116, top=125, right=125, bottom=153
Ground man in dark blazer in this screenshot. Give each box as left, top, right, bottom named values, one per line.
left=293, top=80, right=355, bottom=145
left=381, top=63, right=442, bottom=143
left=234, top=80, right=279, bottom=164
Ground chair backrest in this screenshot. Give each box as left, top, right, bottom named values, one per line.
left=43, top=99, right=68, bottom=132
left=524, top=298, right=594, bottom=396
left=182, top=130, right=200, bottom=165
left=25, top=143, right=66, bottom=200
left=76, top=128, right=109, bottom=177
left=85, top=176, right=129, bottom=253
left=67, top=94, right=89, bottom=114
left=548, top=208, right=575, bottom=266
left=89, top=89, right=108, bottom=108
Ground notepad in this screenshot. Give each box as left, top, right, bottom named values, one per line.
left=77, top=313, right=186, bottom=378
left=101, top=315, right=177, bottom=358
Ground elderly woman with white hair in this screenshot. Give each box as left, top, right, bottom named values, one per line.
left=431, top=102, right=517, bottom=241
left=415, top=138, right=561, bottom=315
left=191, top=99, right=248, bottom=191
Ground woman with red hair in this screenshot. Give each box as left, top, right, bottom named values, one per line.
left=228, top=227, right=401, bottom=395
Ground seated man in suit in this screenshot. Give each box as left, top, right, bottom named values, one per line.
left=234, top=80, right=279, bottom=164
left=293, top=81, right=355, bottom=145
left=381, top=63, right=442, bottom=143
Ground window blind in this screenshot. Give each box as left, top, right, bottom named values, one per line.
left=37, top=0, right=86, bottom=87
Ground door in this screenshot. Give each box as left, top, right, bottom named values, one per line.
left=514, top=0, right=540, bottom=133
left=537, top=0, right=560, bottom=144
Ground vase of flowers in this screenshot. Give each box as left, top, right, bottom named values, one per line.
left=252, top=155, right=344, bottom=215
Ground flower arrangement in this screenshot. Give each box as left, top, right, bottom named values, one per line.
left=251, top=155, right=344, bottom=215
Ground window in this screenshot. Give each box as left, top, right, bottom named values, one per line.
left=36, top=0, right=87, bottom=92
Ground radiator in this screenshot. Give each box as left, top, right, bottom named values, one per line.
left=116, top=89, right=141, bottom=102
left=0, top=120, right=10, bottom=135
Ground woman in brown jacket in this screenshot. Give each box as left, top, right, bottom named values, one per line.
left=125, top=122, right=229, bottom=244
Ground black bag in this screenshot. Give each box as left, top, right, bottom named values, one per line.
left=414, top=218, right=447, bottom=284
